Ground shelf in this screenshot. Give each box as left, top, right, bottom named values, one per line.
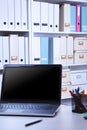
left=0, top=29, right=29, bottom=36
left=34, top=0, right=87, bottom=5
left=34, top=31, right=87, bottom=37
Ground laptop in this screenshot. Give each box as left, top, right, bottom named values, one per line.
left=0, top=64, right=62, bottom=117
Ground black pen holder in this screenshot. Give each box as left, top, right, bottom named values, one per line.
left=72, top=94, right=87, bottom=113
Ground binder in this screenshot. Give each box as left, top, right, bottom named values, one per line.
left=21, top=0, right=28, bottom=29
left=60, top=36, right=67, bottom=64
left=32, top=1, right=40, bottom=31
left=18, top=36, right=25, bottom=64
left=2, top=36, right=10, bottom=66
left=14, top=0, right=21, bottom=29
left=8, top=0, right=15, bottom=29
left=40, top=37, right=49, bottom=64
left=2, top=0, right=8, bottom=29
left=0, top=36, right=3, bottom=69
left=24, top=37, right=29, bottom=64
left=70, top=5, right=76, bottom=32
left=76, top=4, right=81, bottom=32
left=53, top=37, right=61, bottom=64
left=32, top=37, right=40, bottom=64
left=40, top=2, right=48, bottom=32
left=59, top=4, right=70, bottom=32
left=9, top=34, right=19, bottom=64
left=53, top=4, right=59, bottom=32
left=66, top=36, right=73, bottom=64
left=0, top=0, right=4, bottom=29
left=81, top=6, right=87, bottom=32
left=48, top=3, right=53, bottom=32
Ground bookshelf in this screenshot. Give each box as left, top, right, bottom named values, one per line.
left=31, top=0, right=87, bottom=99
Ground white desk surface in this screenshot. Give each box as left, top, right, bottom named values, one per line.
left=0, top=105, right=87, bottom=130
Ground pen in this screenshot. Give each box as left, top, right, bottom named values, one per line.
left=25, top=119, right=42, bottom=127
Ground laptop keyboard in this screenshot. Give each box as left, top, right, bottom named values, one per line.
left=0, top=103, right=53, bottom=111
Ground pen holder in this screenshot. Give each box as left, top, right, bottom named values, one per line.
left=72, top=94, right=87, bottom=113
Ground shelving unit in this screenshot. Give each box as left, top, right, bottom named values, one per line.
left=31, top=0, right=87, bottom=99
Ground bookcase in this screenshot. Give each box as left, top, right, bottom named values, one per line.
left=0, top=0, right=87, bottom=99
left=31, top=0, right=87, bottom=99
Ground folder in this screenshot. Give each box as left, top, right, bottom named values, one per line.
left=14, top=0, right=21, bottom=29
left=8, top=0, right=15, bottom=29
left=21, top=0, right=28, bottom=29
left=59, top=4, right=70, bottom=32
left=66, top=36, right=73, bottom=64
left=53, top=4, right=59, bottom=32
left=0, top=0, right=4, bottom=29
left=2, top=0, right=8, bottom=29
left=2, top=36, right=10, bottom=66
left=40, top=2, right=48, bottom=32
left=0, top=36, right=3, bottom=69
left=81, top=6, right=87, bottom=32
left=9, top=34, right=19, bottom=64
left=24, top=37, right=29, bottom=64
left=40, top=37, right=49, bottom=64
left=18, top=36, right=25, bottom=64
left=48, top=3, right=53, bottom=32
left=70, top=5, right=76, bottom=32
left=32, top=37, right=40, bottom=64
left=76, top=4, right=81, bottom=32
left=60, top=36, right=67, bottom=64
left=32, top=1, right=40, bottom=31
left=53, top=37, right=61, bottom=64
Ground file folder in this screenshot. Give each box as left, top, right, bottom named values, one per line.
left=2, top=0, right=8, bottom=29
left=53, top=37, right=61, bottom=64
left=40, top=2, right=48, bottom=32
left=21, top=0, right=28, bottom=29
left=53, top=4, right=59, bottom=32
left=8, top=0, right=15, bottom=29
left=19, top=36, right=25, bottom=64
left=24, top=37, right=29, bottom=64
left=2, top=36, right=10, bottom=65
left=14, top=0, right=21, bottom=29
left=48, top=3, right=53, bottom=32
left=81, top=6, right=87, bottom=32
left=76, top=4, right=81, bottom=32
left=9, top=34, right=19, bottom=64
left=32, top=37, right=40, bottom=64
left=0, top=0, right=4, bottom=29
left=70, top=5, right=76, bottom=32
left=32, top=1, right=40, bottom=31
left=40, top=37, right=49, bottom=64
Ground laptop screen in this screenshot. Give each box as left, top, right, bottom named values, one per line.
left=1, top=64, right=62, bottom=103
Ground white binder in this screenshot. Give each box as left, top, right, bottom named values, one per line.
left=53, top=4, right=59, bottom=32
left=2, top=0, right=8, bottom=29
left=9, top=34, right=19, bottom=64
left=0, top=36, right=3, bottom=69
left=66, top=36, right=73, bottom=64
left=53, top=37, right=61, bottom=64
left=60, top=36, right=67, bottom=64
left=24, top=37, right=29, bottom=64
left=0, top=0, right=4, bottom=29
left=21, top=0, right=28, bottom=29
left=48, top=3, right=53, bottom=32
left=8, top=0, right=15, bottom=29
left=32, top=1, right=40, bottom=31
left=18, top=36, right=25, bottom=64
left=14, top=0, right=21, bottom=29
left=2, top=36, right=9, bottom=66
left=40, top=2, right=48, bottom=32
left=59, top=4, right=70, bottom=32
left=32, top=37, right=40, bottom=64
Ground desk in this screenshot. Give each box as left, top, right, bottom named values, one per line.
left=0, top=105, right=87, bottom=130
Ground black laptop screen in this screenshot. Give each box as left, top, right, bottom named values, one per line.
left=1, top=64, right=62, bottom=103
